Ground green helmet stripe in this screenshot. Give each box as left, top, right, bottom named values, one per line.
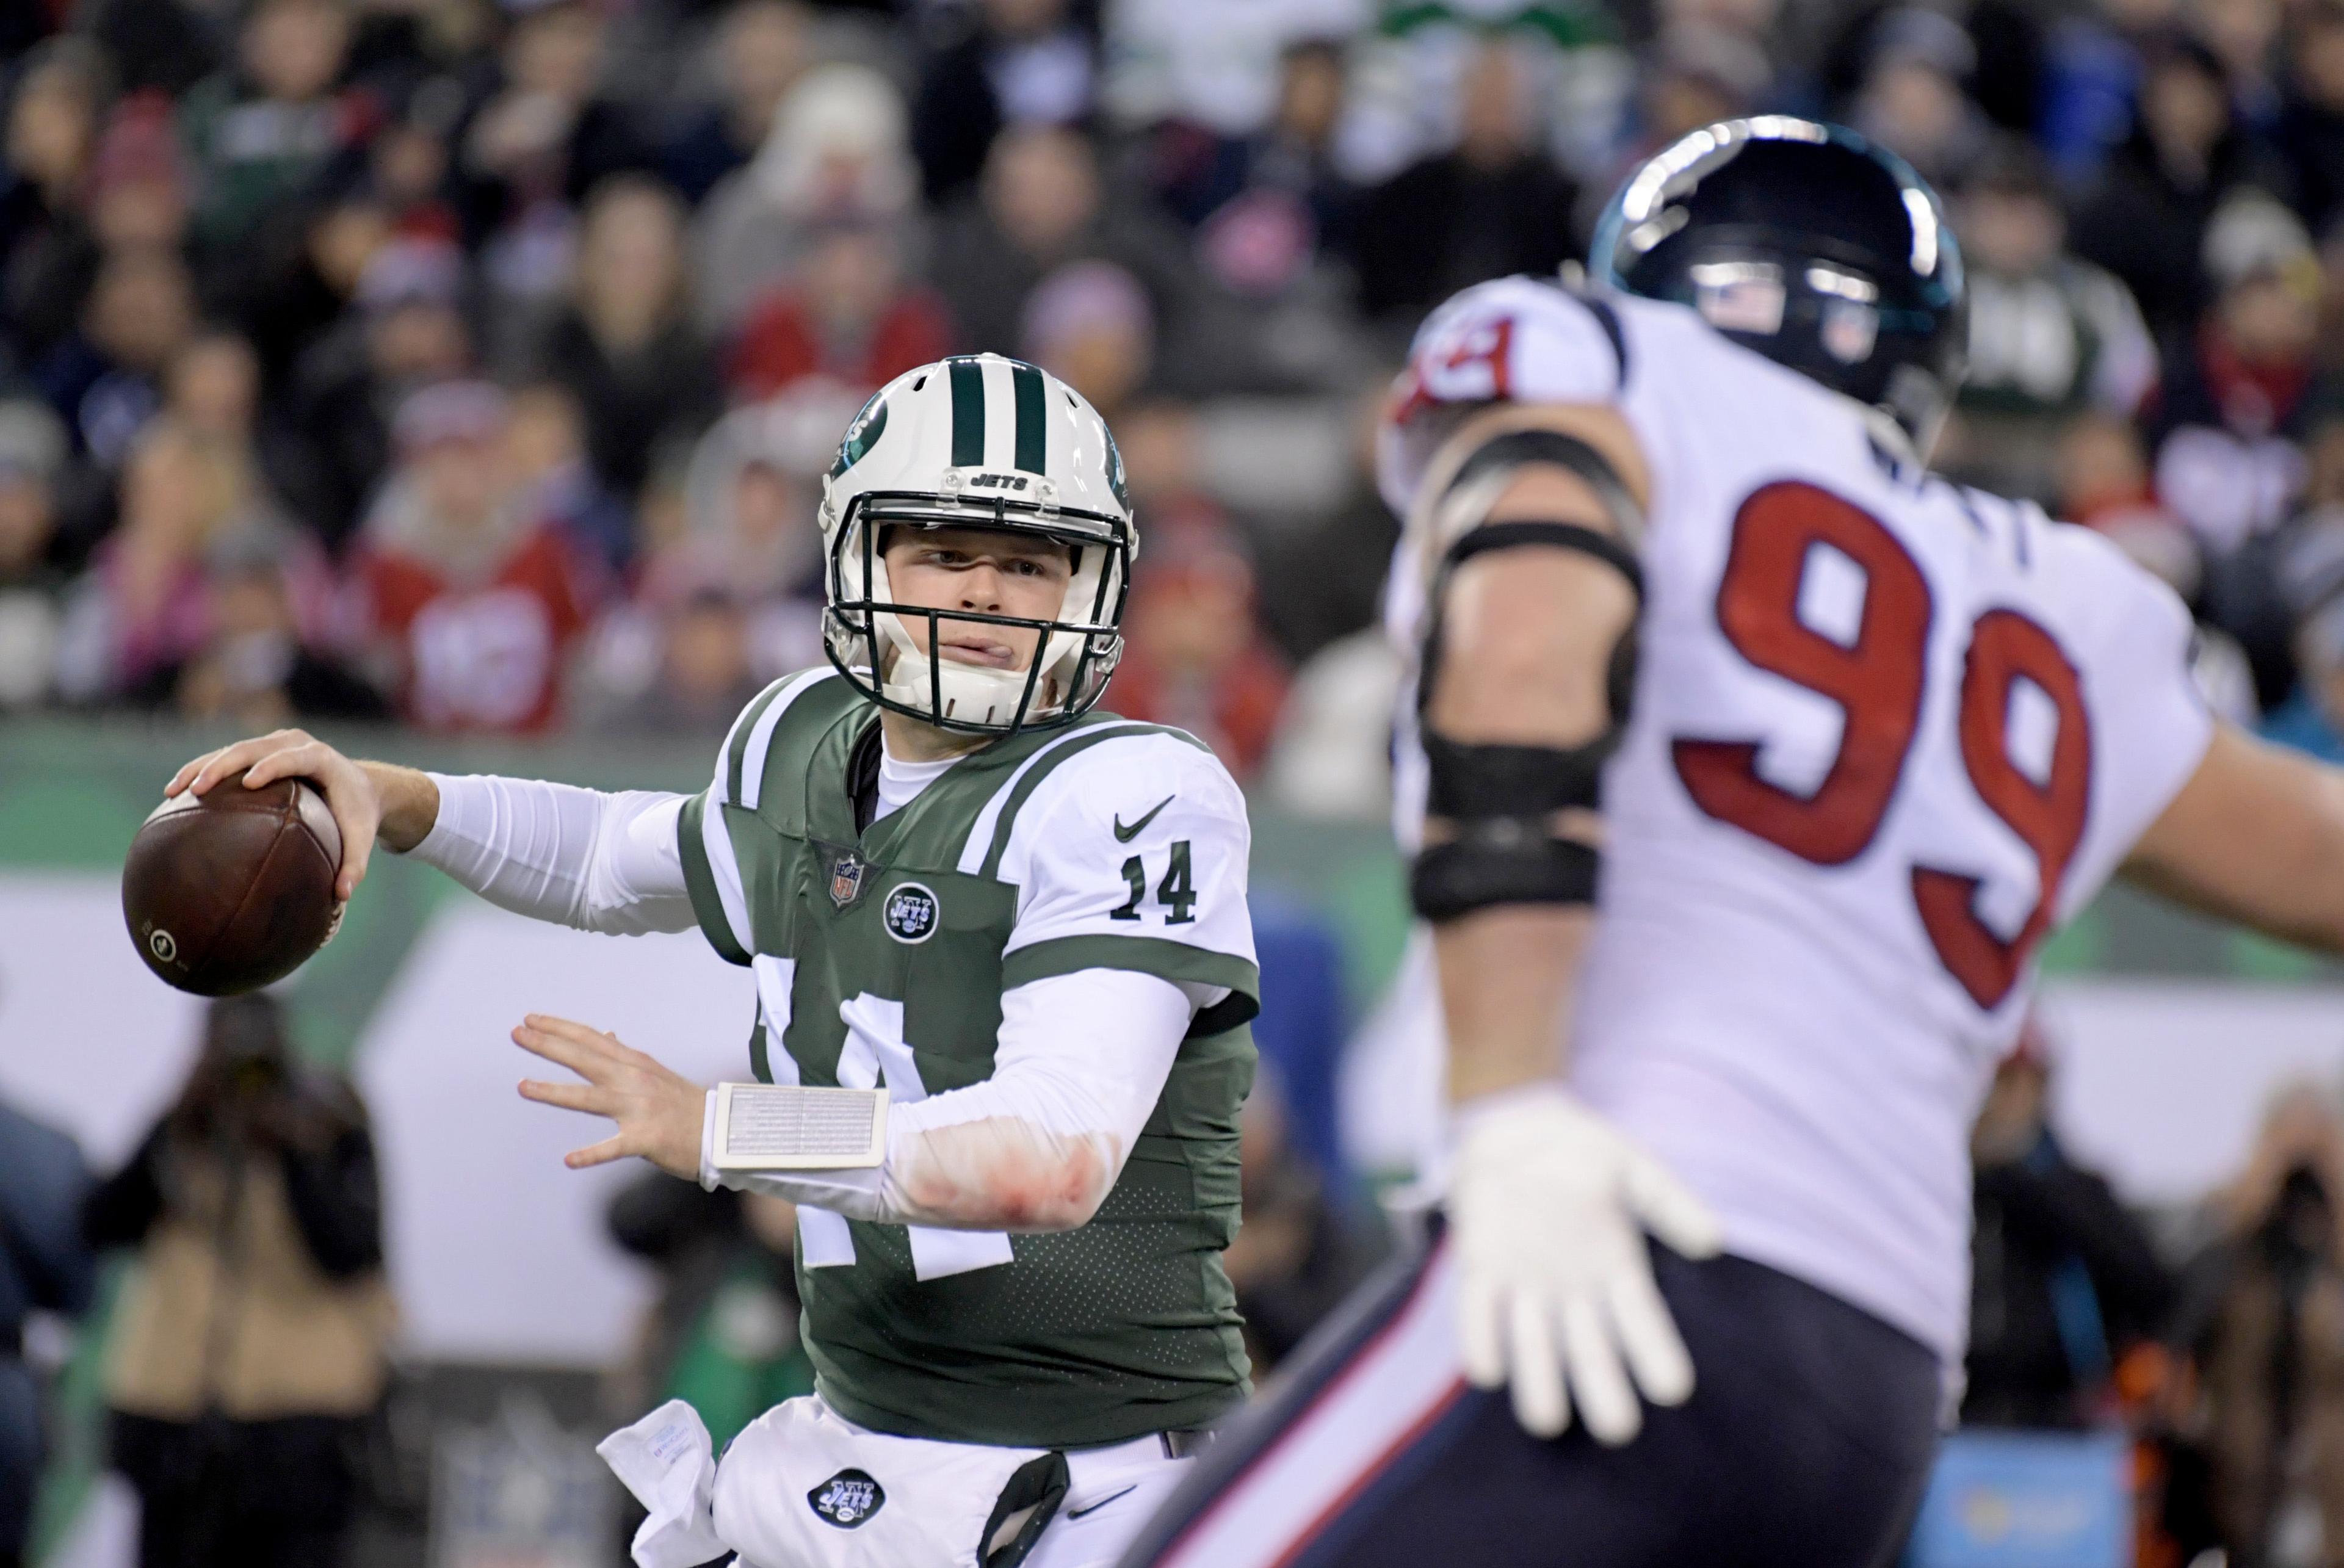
left=1012, top=362, right=1047, bottom=474
left=949, top=358, right=985, bottom=468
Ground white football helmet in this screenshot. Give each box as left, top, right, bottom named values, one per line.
left=819, top=353, right=1136, bottom=735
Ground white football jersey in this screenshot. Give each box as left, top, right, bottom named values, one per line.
left=1383, top=275, right=2214, bottom=1365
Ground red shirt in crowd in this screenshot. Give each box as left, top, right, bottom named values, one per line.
left=353, top=523, right=601, bottom=734
left=728, top=289, right=955, bottom=402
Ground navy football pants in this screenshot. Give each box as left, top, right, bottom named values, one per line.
left=1118, top=1232, right=1941, bottom=1568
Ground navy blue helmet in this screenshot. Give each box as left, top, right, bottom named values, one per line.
left=1590, top=117, right=1967, bottom=455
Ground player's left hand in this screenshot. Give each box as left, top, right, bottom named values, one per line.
left=1451, top=1085, right=1723, bottom=1445
left=513, top=1014, right=705, bottom=1180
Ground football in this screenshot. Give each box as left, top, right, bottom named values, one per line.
left=121, top=774, right=344, bottom=996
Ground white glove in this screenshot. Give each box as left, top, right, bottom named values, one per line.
left=1451, top=1085, right=1724, bottom=1445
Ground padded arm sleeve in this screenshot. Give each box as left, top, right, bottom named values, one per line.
left=403, top=774, right=698, bottom=936
left=705, top=967, right=1192, bottom=1232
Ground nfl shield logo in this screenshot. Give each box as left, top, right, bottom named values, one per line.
left=830, top=851, right=867, bottom=908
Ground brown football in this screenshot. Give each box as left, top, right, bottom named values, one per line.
left=122, top=773, right=344, bottom=995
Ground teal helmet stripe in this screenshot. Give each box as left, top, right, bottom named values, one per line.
left=1011, top=361, right=1047, bottom=474
left=949, top=358, right=986, bottom=468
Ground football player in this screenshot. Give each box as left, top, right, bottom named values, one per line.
left=1120, top=117, right=2344, bottom=1567
left=168, top=355, right=1259, bottom=1568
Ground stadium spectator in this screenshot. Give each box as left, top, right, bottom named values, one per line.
left=166, top=330, right=327, bottom=535
left=350, top=380, right=604, bottom=733
left=2073, top=33, right=2290, bottom=344
left=1193, top=38, right=1362, bottom=302
left=0, top=399, right=68, bottom=709
left=0, top=1096, right=94, bottom=1568
left=1131, top=34, right=1363, bottom=302
left=0, top=42, right=107, bottom=368
left=85, top=993, right=394, bottom=1568
left=591, top=394, right=835, bottom=698
left=660, top=0, right=816, bottom=206
left=583, top=580, right=766, bottom=735
left=2150, top=195, right=2328, bottom=555
left=85, top=89, right=187, bottom=265
left=1023, top=258, right=1154, bottom=421
left=910, top=0, right=1099, bottom=208
left=1847, top=8, right=1992, bottom=190
left=2263, top=511, right=2344, bottom=756
left=505, top=378, right=634, bottom=571
left=76, top=0, right=222, bottom=97
left=1347, top=39, right=1578, bottom=327
left=453, top=0, right=651, bottom=256
left=1105, top=0, right=1366, bottom=144
left=230, top=187, right=386, bottom=394
left=2060, top=408, right=2172, bottom=530
left=531, top=174, right=717, bottom=504
left=1942, top=141, right=2158, bottom=504
left=1963, top=1026, right=2174, bottom=1429
left=728, top=215, right=953, bottom=402
left=606, top=1174, right=816, bottom=1451
left=1630, top=26, right=1774, bottom=155
left=129, top=530, right=389, bottom=724
left=2180, top=1081, right=2344, bottom=1566
left=2278, top=1, right=2344, bottom=237
left=38, top=244, right=194, bottom=471
left=693, top=60, right=921, bottom=334
left=179, top=0, right=361, bottom=258
left=1108, top=480, right=1289, bottom=781
left=55, top=417, right=330, bottom=702
left=288, top=233, right=475, bottom=546
left=2204, top=0, right=2287, bottom=128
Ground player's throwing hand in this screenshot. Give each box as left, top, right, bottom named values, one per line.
left=513, top=1014, right=706, bottom=1180
left=1452, top=1086, right=1723, bottom=1445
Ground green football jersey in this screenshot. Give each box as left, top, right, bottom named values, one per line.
left=675, top=668, right=1261, bottom=1448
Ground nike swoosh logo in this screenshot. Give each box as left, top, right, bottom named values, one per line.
left=1113, top=797, right=1174, bottom=842
left=1065, top=1485, right=1138, bottom=1520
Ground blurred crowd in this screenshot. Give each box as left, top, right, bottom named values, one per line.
left=1958, top=1033, right=2344, bottom=1568
left=14, top=0, right=2344, bottom=786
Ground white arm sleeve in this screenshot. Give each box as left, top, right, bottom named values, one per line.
left=704, top=966, right=1192, bottom=1231
left=403, top=773, right=698, bottom=936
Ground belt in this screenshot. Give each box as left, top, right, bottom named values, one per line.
left=1159, top=1428, right=1216, bottom=1461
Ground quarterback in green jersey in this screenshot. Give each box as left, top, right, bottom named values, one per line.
left=164, top=354, right=1261, bottom=1568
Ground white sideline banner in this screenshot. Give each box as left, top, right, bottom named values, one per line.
left=0, top=875, right=752, bottom=1365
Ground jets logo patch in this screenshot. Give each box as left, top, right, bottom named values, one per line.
left=808, top=1469, right=884, bottom=1529
left=883, top=883, right=939, bottom=944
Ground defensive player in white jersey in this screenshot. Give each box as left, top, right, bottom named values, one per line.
left=1122, top=117, right=2340, bottom=1567
left=165, top=355, right=1261, bottom=1568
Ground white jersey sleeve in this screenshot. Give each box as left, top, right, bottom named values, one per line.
left=991, top=730, right=1260, bottom=1017
left=2037, top=511, right=2215, bottom=914
left=1377, top=275, right=1630, bottom=518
